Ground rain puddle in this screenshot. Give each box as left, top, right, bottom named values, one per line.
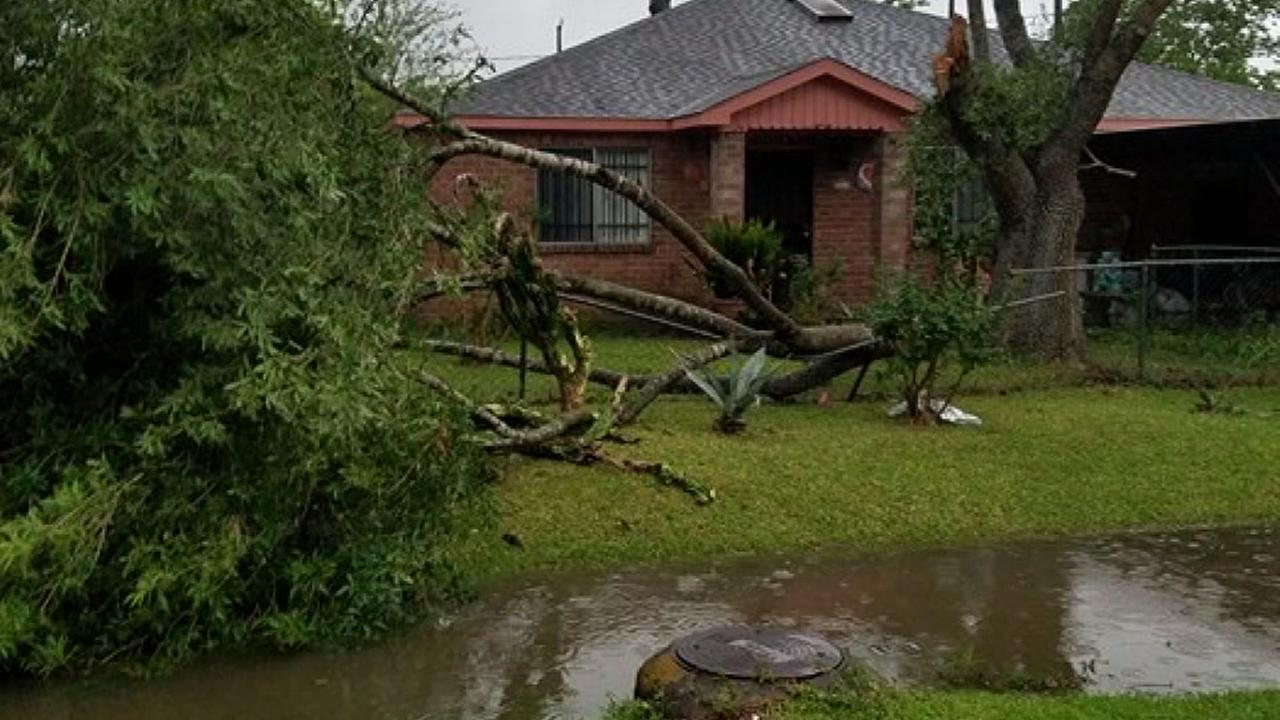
left=3, top=526, right=1278, bottom=720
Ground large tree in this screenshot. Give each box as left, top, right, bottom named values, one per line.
left=934, top=0, right=1175, bottom=358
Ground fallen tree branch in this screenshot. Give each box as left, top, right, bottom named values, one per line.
left=420, top=371, right=596, bottom=449
left=362, top=68, right=880, bottom=355
left=422, top=338, right=883, bottom=402
left=418, top=369, right=714, bottom=503
left=616, top=341, right=741, bottom=426
left=553, top=273, right=769, bottom=342
left=483, top=410, right=597, bottom=451
left=605, top=457, right=716, bottom=505
left=423, top=339, right=631, bottom=388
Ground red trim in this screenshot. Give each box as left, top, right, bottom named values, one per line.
left=429, top=116, right=672, bottom=132
left=399, top=59, right=921, bottom=134
left=672, top=58, right=920, bottom=129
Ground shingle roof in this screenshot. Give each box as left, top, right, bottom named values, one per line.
left=457, top=0, right=1280, bottom=122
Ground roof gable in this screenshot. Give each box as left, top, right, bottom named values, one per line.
left=442, top=58, right=920, bottom=133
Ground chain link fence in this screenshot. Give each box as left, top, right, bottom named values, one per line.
left=1017, top=248, right=1280, bottom=385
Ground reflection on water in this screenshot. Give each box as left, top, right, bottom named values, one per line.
left=3, top=527, right=1278, bottom=720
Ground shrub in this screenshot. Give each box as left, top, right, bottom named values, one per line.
left=867, top=273, right=996, bottom=423
left=685, top=348, right=772, bottom=434
left=703, top=218, right=784, bottom=298
left=0, top=0, right=488, bottom=674
left=780, top=255, right=845, bottom=324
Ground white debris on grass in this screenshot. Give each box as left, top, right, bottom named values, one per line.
left=887, top=399, right=983, bottom=426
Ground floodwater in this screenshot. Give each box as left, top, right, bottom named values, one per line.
left=3, top=527, right=1279, bottom=720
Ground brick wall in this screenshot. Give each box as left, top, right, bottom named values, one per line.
left=430, top=130, right=715, bottom=303
left=709, top=132, right=747, bottom=221
left=810, top=137, right=877, bottom=304
left=428, top=129, right=914, bottom=311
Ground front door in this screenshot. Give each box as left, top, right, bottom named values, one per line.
left=745, top=150, right=815, bottom=260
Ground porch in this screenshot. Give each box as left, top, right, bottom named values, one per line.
left=706, top=130, right=913, bottom=305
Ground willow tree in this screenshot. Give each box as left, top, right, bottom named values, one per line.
left=934, top=0, right=1175, bottom=358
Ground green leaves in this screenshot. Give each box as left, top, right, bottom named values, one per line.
left=867, top=273, right=997, bottom=420
left=1138, top=0, right=1280, bottom=89
left=0, top=0, right=487, bottom=674
left=685, top=347, right=772, bottom=433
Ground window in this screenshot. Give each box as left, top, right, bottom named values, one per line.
left=537, top=148, right=651, bottom=245
left=912, top=146, right=991, bottom=248
left=954, top=170, right=990, bottom=235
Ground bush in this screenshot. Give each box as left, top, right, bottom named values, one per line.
left=780, top=255, right=844, bottom=324
left=867, top=273, right=996, bottom=423
left=0, top=0, right=488, bottom=674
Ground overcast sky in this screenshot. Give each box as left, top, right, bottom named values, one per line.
left=449, top=1, right=1056, bottom=73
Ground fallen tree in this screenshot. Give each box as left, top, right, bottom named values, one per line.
left=357, top=69, right=895, bottom=502
left=363, top=69, right=880, bottom=358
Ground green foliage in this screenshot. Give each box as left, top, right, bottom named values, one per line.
left=949, top=61, right=1073, bottom=154
left=1138, top=0, right=1280, bottom=89
left=905, top=116, right=997, bottom=267
left=684, top=347, right=771, bottom=433
left=703, top=218, right=783, bottom=298
left=774, top=687, right=1280, bottom=720
left=601, top=700, right=667, bottom=720
left=0, top=0, right=488, bottom=674
left=867, top=274, right=996, bottom=421
left=781, top=255, right=845, bottom=324
left=937, top=648, right=1084, bottom=693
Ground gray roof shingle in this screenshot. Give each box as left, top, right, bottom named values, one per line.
left=457, top=0, right=1280, bottom=122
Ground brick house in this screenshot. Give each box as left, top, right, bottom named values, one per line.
left=412, top=0, right=1280, bottom=308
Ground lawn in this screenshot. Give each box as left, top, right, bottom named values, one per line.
left=426, top=332, right=1280, bottom=719
left=777, top=689, right=1280, bottom=720
left=605, top=686, right=1280, bottom=720
left=430, top=332, right=1280, bottom=584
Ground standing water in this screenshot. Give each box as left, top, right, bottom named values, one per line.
left=3, top=527, right=1278, bottom=720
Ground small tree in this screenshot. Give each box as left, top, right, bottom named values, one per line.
left=868, top=274, right=996, bottom=424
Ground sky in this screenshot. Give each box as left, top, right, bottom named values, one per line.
left=448, top=0, right=1057, bottom=73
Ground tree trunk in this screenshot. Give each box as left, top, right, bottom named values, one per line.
left=990, top=163, right=1087, bottom=360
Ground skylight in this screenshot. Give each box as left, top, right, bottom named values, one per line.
left=793, top=0, right=854, bottom=22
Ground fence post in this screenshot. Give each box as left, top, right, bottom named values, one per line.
left=1138, top=262, right=1151, bottom=381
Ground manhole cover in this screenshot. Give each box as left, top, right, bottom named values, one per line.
left=673, top=626, right=844, bottom=680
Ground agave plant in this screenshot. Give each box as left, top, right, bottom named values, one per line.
left=685, top=347, right=771, bottom=434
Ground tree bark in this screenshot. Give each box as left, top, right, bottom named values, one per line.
left=421, top=338, right=883, bottom=402
left=940, top=0, right=1173, bottom=360
left=989, top=168, right=1087, bottom=360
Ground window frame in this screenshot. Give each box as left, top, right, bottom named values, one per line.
left=535, top=147, right=653, bottom=249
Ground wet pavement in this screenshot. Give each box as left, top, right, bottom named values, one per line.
left=2, top=526, right=1278, bottom=720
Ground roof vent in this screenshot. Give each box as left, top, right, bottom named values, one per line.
left=793, top=0, right=854, bottom=22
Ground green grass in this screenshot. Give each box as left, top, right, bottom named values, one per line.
left=606, top=688, right=1280, bottom=720
left=1086, top=326, right=1280, bottom=385
left=430, top=331, right=1280, bottom=718
left=431, top=333, right=1280, bottom=584
left=774, top=689, right=1280, bottom=720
